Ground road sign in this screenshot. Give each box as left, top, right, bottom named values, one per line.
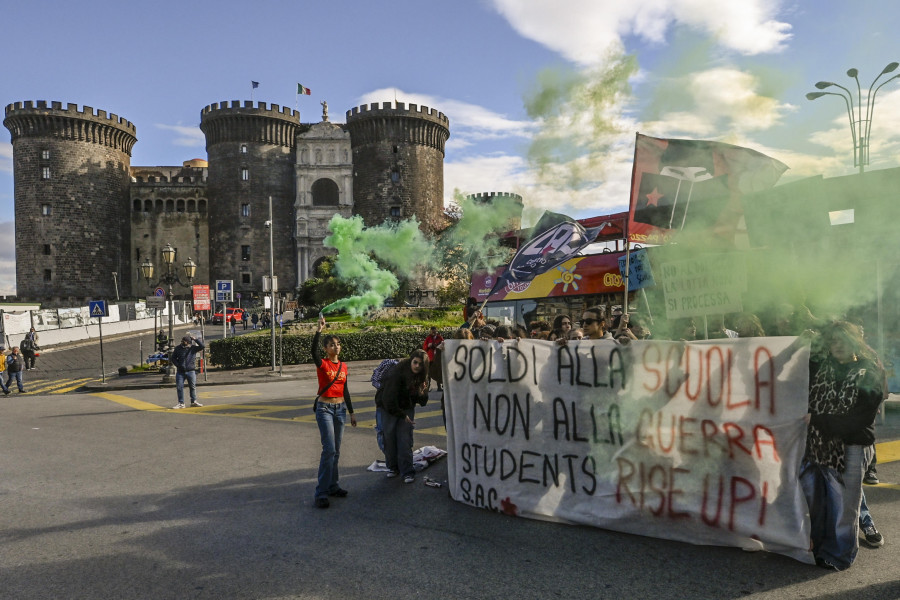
left=154, top=287, right=165, bottom=297
left=89, top=300, right=109, bottom=318
left=215, top=280, right=234, bottom=302
left=146, top=296, right=166, bottom=309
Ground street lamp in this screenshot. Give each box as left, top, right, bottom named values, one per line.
left=807, top=62, right=900, bottom=173
left=141, top=243, right=197, bottom=382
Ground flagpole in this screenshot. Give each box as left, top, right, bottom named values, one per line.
left=623, top=132, right=640, bottom=317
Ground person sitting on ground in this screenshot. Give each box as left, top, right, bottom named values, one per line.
left=380, top=349, right=430, bottom=484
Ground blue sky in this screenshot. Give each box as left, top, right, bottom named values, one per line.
left=3, top=0, right=900, bottom=296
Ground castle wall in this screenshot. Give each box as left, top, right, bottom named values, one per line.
left=129, top=174, right=209, bottom=299
left=3, top=101, right=136, bottom=304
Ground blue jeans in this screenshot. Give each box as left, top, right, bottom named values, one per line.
left=800, top=444, right=872, bottom=570
left=6, top=370, right=24, bottom=392
left=859, top=491, right=874, bottom=529
left=175, top=370, right=197, bottom=404
left=375, top=406, right=385, bottom=454
left=383, top=408, right=415, bottom=477
left=315, top=401, right=346, bottom=499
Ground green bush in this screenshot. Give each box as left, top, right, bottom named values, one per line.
left=208, top=328, right=456, bottom=369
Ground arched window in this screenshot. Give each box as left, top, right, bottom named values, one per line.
left=176, top=200, right=185, bottom=212
left=155, top=199, right=164, bottom=212
left=198, top=199, right=207, bottom=213
left=311, top=178, right=339, bottom=206
left=187, top=200, right=196, bottom=212
left=166, top=199, right=175, bottom=212
left=144, top=200, right=153, bottom=212
left=133, top=199, right=141, bottom=212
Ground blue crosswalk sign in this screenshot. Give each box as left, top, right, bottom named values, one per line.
left=89, top=300, right=108, bottom=318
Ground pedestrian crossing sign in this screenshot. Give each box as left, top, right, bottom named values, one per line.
left=89, top=300, right=109, bottom=318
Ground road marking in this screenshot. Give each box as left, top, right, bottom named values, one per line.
left=22, top=378, right=96, bottom=394
left=875, top=438, right=900, bottom=464
left=198, top=390, right=261, bottom=399
left=91, top=392, right=167, bottom=412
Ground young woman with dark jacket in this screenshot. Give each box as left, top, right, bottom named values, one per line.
left=801, top=320, right=883, bottom=570
left=378, top=349, right=429, bottom=483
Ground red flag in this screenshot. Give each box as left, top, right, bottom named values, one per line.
left=627, top=134, right=788, bottom=245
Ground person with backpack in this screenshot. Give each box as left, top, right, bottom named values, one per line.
left=21, top=327, right=39, bottom=370
left=371, top=358, right=400, bottom=456
left=380, top=349, right=429, bottom=484
left=5, top=346, right=25, bottom=393
left=311, top=314, right=356, bottom=508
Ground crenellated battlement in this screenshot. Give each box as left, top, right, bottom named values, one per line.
left=345, top=101, right=450, bottom=154
left=468, top=192, right=524, bottom=204
left=200, top=100, right=301, bottom=149
left=5, top=100, right=136, bottom=132
left=4, top=100, right=137, bottom=154
left=345, top=101, right=449, bottom=127
left=201, top=100, right=300, bottom=121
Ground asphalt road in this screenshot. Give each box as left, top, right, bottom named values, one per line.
left=2, top=335, right=900, bottom=599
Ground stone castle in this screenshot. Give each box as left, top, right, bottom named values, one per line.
left=4, top=98, right=522, bottom=306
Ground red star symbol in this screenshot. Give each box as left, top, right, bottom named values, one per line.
left=500, top=496, right=518, bottom=516
left=645, top=187, right=663, bottom=207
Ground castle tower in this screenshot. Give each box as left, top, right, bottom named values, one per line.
left=3, top=101, right=137, bottom=303
left=344, top=102, right=450, bottom=233
left=468, top=192, right=525, bottom=232
left=200, top=101, right=302, bottom=295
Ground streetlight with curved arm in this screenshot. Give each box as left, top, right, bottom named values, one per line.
left=141, top=243, right=197, bottom=382
left=807, top=62, right=900, bottom=173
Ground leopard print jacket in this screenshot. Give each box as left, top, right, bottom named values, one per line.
left=805, top=360, right=868, bottom=472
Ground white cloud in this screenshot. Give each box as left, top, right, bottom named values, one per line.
left=643, top=68, right=790, bottom=137
left=0, top=142, right=12, bottom=173
left=357, top=89, right=535, bottom=148
left=0, top=220, right=16, bottom=296
left=491, top=0, right=791, bottom=65
left=154, top=123, right=205, bottom=147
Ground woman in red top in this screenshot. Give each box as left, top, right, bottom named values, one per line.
left=312, top=315, right=357, bottom=508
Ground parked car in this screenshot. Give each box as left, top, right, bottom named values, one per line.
left=211, top=307, right=244, bottom=324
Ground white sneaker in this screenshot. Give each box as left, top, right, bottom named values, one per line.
left=403, top=475, right=415, bottom=484
left=173, top=403, right=185, bottom=409
left=385, top=471, right=399, bottom=478
left=190, top=401, right=203, bottom=407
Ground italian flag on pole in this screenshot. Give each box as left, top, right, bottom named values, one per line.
left=297, top=84, right=311, bottom=95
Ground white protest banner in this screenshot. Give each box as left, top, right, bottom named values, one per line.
left=659, top=252, right=747, bottom=319
left=443, top=337, right=813, bottom=564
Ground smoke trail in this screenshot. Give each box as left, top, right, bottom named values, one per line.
left=524, top=49, right=638, bottom=189
left=321, top=214, right=435, bottom=316
left=438, top=190, right=524, bottom=274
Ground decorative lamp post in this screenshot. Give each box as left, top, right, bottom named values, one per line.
left=806, top=62, right=900, bottom=173
left=141, top=243, right=197, bottom=382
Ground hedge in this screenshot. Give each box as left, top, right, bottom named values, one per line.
left=208, top=328, right=456, bottom=369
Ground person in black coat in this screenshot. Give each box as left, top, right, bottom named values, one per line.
left=378, top=349, right=429, bottom=483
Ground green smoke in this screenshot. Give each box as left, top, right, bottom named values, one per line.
left=321, top=214, right=435, bottom=316
left=438, top=190, right=524, bottom=274
left=524, top=49, right=638, bottom=189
